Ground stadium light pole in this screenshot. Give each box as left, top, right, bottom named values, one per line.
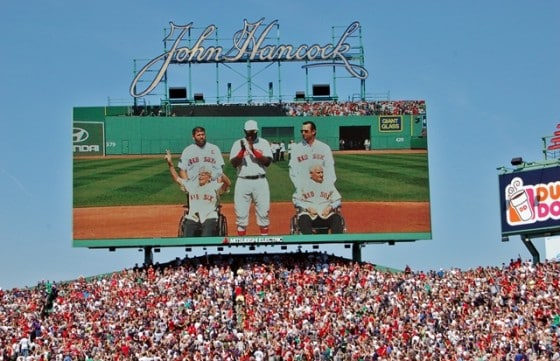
left=521, top=235, right=540, bottom=266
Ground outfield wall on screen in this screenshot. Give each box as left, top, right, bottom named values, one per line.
left=73, top=107, right=427, bottom=156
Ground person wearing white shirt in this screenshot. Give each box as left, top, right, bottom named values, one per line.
left=292, top=164, right=343, bottom=234
left=166, top=151, right=230, bottom=236
left=229, top=120, right=273, bottom=236
left=289, top=121, right=336, bottom=190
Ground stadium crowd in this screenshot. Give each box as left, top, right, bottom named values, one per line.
left=129, top=100, right=426, bottom=118
left=283, top=100, right=426, bottom=117
left=1, top=252, right=559, bottom=361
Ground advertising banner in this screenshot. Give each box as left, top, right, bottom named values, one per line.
left=73, top=122, right=105, bottom=156
left=499, top=165, right=560, bottom=236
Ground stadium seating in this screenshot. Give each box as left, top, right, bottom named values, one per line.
left=0, top=253, right=557, bottom=360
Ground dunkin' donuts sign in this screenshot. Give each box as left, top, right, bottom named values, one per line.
left=499, top=166, right=560, bottom=236
left=506, top=177, right=560, bottom=225
left=130, top=18, right=368, bottom=98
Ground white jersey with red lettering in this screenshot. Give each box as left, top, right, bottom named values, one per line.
left=292, top=178, right=342, bottom=220
left=289, top=139, right=336, bottom=189
left=180, top=178, right=223, bottom=223
left=178, top=142, right=224, bottom=181
left=229, top=137, right=273, bottom=230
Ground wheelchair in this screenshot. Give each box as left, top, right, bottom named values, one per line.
left=177, top=203, right=228, bottom=237
left=290, top=207, right=346, bottom=235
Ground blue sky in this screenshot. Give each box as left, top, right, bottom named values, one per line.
left=0, top=1, right=559, bottom=289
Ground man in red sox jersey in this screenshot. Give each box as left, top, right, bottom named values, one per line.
left=289, top=121, right=336, bottom=190
left=178, top=126, right=225, bottom=181
left=229, top=120, right=273, bottom=236
left=165, top=150, right=230, bottom=236
left=292, top=164, right=343, bottom=234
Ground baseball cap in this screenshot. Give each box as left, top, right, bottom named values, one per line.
left=244, top=119, right=258, bottom=131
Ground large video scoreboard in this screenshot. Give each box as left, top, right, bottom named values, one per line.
left=73, top=112, right=432, bottom=249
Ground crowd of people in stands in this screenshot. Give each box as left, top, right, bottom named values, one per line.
left=283, top=100, right=426, bottom=117
left=129, top=100, right=426, bottom=118
left=1, top=252, right=558, bottom=361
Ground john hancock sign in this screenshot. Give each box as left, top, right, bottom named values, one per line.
left=130, top=18, right=369, bottom=98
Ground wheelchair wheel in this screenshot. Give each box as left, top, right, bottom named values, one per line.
left=177, top=215, right=187, bottom=237
left=217, top=213, right=228, bottom=236
left=290, top=215, right=299, bottom=235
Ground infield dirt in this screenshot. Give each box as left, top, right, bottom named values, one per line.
left=74, top=201, right=430, bottom=239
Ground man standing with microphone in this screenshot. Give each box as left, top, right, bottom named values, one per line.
left=229, top=120, right=273, bottom=236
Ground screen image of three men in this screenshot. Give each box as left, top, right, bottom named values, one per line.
left=164, top=120, right=344, bottom=237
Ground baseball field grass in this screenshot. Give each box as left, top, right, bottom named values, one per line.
left=73, top=152, right=429, bottom=207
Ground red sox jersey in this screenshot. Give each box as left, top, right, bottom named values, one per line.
left=229, top=137, right=273, bottom=177
left=179, top=178, right=223, bottom=223
left=292, top=179, right=342, bottom=220
left=178, top=143, right=224, bottom=180
left=229, top=136, right=273, bottom=229
left=289, top=139, right=336, bottom=189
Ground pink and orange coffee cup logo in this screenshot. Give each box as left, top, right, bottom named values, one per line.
left=506, top=177, right=560, bottom=225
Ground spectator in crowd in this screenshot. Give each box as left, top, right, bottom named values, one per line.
left=279, top=140, right=286, bottom=161
left=270, top=141, right=280, bottom=162
left=287, top=139, right=294, bottom=160
left=1, top=251, right=559, bottom=361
